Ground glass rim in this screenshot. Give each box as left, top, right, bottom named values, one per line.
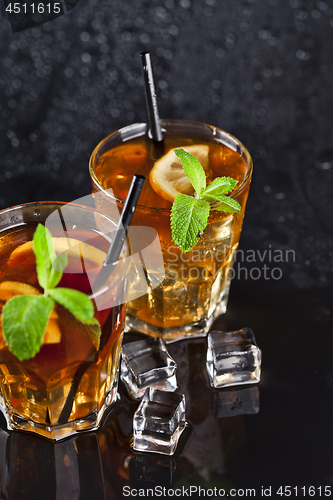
left=0, top=200, right=118, bottom=228
left=0, top=200, right=128, bottom=299
left=0, top=200, right=65, bottom=218
left=89, top=118, right=253, bottom=214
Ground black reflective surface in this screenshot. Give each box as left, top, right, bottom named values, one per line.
left=1, top=278, right=332, bottom=499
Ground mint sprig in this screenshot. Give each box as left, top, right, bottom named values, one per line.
left=2, top=224, right=101, bottom=361
left=171, top=148, right=241, bottom=252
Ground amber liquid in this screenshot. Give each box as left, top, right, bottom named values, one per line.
left=93, top=132, right=251, bottom=339
left=0, top=223, right=126, bottom=439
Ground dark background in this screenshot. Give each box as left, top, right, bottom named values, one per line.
left=1, top=0, right=333, bottom=287
left=1, top=0, right=333, bottom=497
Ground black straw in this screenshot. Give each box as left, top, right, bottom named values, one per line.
left=140, top=52, right=163, bottom=143
left=105, top=174, right=146, bottom=264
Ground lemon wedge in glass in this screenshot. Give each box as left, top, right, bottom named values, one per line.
left=9, top=238, right=106, bottom=271
left=149, top=144, right=209, bottom=202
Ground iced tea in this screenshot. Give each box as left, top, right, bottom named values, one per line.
left=90, top=120, right=252, bottom=341
left=0, top=202, right=127, bottom=440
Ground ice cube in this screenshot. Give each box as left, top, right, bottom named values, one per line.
left=206, top=328, right=261, bottom=388
left=133, top=388, right=186, bottom=455
left=121, top=338, right=177, bottom=399
left=212, top=386, right=260, bottom=418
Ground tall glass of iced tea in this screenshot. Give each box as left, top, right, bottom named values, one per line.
left=0, top=201, right=128, bottom=440
left=90, top=120, right=252, bottom=342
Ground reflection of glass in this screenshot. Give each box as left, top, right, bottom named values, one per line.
left=90, top=120, right=253, bottom=341
left=97, top=397, right=136, bottom=495
left=0, top=427, right=106, bottom=500
left=133, top=454, right=178, bottom=486
left=0, top=202, right=127, bottom=440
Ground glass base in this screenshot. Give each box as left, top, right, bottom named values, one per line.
left=0, top=386, right=118, bottom=442
left=125, top=296, right=228, bottom=343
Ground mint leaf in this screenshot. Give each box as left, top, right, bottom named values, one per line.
left=79, top=318, right=102, bottom=350
left=45, top=227, right=67, bottom=288
left=2, top=295, right=54, bottom=361
left=213, top=195, right=241, bottom=213
left=47, top=288, right=95, bottom=324
left=44, top=224, right=58, bottom=263
left=201, top=177, right=238, bottom=201
left=83, top=318, right=101, bottom=350
left=174, top=149, right=206, bottom=196
left=33, top=224, right=68, bottom=289
left=33, top=224, right=52, bottom=289
left=60, top=311, right=102, bottom=350
left=171, top=194, right=210, bottom=253
left=47, top=253, right=68, bottom=289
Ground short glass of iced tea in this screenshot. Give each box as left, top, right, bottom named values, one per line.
left=90, top=120, right=253, bottom=342
left=0, top=201, right=128, bottom=441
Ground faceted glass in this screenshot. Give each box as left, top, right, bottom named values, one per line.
left=90, top=120, right=253, bottom=341
left=0, top=202, right=128, bottom=441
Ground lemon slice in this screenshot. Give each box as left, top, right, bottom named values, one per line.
left=45, top=237, right=107, bottom=271
left=9, top=238, right=107, bottom=270
left=7, top=241, right=36, bottom=264
left=42, top=317, right=61, bottom=344
left=0, top=318, right=61, bottom=346
left=0, top=281, right=40, bottom=301
left=149, top=144, right=210, bottom=202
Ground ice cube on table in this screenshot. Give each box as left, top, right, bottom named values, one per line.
left=133, top=387, right=186, bottom=455
left=206, top=328, right=261, bottom=389
left=121, top=338, right=177, bottom=400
